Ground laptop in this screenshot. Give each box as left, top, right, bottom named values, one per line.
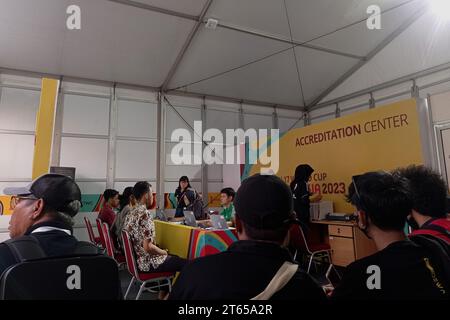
left=183, top=211, right=198, bottom=227
left=325, top=264, right=342, bottom=288
left=165, top=209, right=176, bottom=219
left=155, top=209, right=168, bottom=222
left=210, top=214, right=229, bottom=230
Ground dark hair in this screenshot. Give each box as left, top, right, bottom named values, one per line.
left=346, top=171, right=412, bottom=231
left=179, top=176, right=191, bottom=186
left=220, top=187, right=235, bottom=200
left=290, top=164, right=314, bottom=189
left=393, top=165, right=448, bottom=218
left=103, top=189, right=119, bottom=202
left=119, top=186, right=134, bottom=211
left=133, top=182, right=151, bottom=201
left=240, top=219, right=289, bottom=243
left=176, top=176, right=192, bottom=193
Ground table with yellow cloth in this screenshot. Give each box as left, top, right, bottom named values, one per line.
left=154, top=220, right=238, bottom=259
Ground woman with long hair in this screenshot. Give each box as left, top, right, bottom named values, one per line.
left=174, top=176, right=197, bottom=218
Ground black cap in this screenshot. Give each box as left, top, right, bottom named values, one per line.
left=234, top=174, right=295, bottom=230
left=3, top=174, right=82, bottom=217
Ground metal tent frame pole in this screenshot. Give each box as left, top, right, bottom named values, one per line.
left=307, top=3, right=428, bottom=110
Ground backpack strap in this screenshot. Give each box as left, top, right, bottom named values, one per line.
left=409, top=235, right=450, bottom=288
left=420, top=224, right=450, bottom=237
left=251, top=262, right=299, bottom=300
left=73, top=241, right=102, bottom=255
left=3, top=235, right=47, bottom=263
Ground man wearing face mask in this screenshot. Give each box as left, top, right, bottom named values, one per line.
left=394, top=165, right=450, bottom=244
left=331, top=171, right=448, bottom=300
left=0, top=174, right=100, bottom=277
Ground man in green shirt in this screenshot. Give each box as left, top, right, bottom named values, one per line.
left=220, top=187, right=236, bottom=223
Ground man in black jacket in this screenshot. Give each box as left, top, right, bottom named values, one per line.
left=331, top=171, right=448, bottom=300
left=169, top=174, right=326, bottom=300
left=0, top=174, right=99, bottom=277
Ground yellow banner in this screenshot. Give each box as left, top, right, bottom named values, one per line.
left=250, top=99, right=424, bottom=213
left=0, top=195, right=12, bottom=216
left=32, top=78, right=59, bottom=179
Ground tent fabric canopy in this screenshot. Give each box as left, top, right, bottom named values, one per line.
left=1, top=0, right=449, bottom=111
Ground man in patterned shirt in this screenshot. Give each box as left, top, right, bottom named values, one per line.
left=124, top=181, right=187, bottom=298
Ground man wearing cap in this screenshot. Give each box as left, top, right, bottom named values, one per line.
left=0, top=174, right=99, bottom=277
left=168, top=174, right=326, bottom=300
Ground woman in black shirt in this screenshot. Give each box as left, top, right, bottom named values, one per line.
left=174, top=176, right=197, bottom=218
left=290, top=164, right=315, bottom=233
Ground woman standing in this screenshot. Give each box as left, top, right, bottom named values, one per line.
left=290, top=164, right=320, bottom=233
left=174, top=176, right=197, bottom=218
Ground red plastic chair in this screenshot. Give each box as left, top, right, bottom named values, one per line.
left=102, top=222, right=126, bottom=265
left=84, top=217, right=101, bottom=246
left=289, top=225, right=332, bottom=274
left=96, top=218, right=106, bottom=248
left=121, top=230, right=174, bottom=300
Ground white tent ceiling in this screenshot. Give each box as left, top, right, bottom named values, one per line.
left=0, top=0, right=449, bottom=110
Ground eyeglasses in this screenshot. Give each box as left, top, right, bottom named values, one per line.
left=10, top=195, right=39, bottom=210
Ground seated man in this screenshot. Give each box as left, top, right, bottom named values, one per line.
left=169, top=174, right=326, bottom=300
left=0, top=174, right=100, bottom=276
left=331, top=171, right=448, bottom=300
left=98, top=189, right=120, bottom=227
left=394, top=165, right=450, bottom=243
left=219, top=187, right=236, bottom=225
left=123, top=181, right=187, bottom=299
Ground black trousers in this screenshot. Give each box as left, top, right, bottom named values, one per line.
left=145, top=255, right=188, bottom=273
left=142, top=255, right=188, bottom=293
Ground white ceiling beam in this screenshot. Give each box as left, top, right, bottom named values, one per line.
left=170, top=89, right=305, bottom=111
left=161, top=0, right=214, bottom=91
left=105, top=0, right=198, bottom=21
left=307, top=3, right=428, bottom=110
left=217, top=22, right=364, bottom=60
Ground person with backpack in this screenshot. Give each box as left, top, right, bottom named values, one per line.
left=0, top=174, right=101, bottom=277
left=393, top=165, right=450, bottom=243
left=168, top=174, right=326, bottom=300
left=331, top=171, right=449, bottom=300
left=174, top=176, right=204, bottom=219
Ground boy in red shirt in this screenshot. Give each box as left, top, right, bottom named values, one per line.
left=98, top=189, right=120, bottom=227
left=395, top=165, right=450, bottom=243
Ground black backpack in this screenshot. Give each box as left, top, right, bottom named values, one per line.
left=187, top=191, right=207, bottom=220
left=409, top=234, right=450, bottom=292
left=0, top=235, right=122, bottom=300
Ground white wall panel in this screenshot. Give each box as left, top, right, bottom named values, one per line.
left=279, top=117, right=302, bottom=134
left=62, top=94, right=110, bottom=135
left=0, top=134, right=34, bottom=179
left=165, top=141, right=203, bottom=165
left=166, top=105, right=201, bottom=139
left=244, top=114, right=273, bottom=130
left=206, top=109, right=240, bottom=133
left=60, top=137, right=108, bottom=179
left=77, top=182, right=107, bottom=194
left=207, top=182, right=223, bottom=193
left=207, top=164, right=223, bottom=180
left=117, top=100, right=157, bottom=138
left=431, top=91, right=450, bottom=123
left=165, top=165, right=202, bottom=180
left=115, top=140, right=156, bottom=179
left=0, top=87, right=40, bottom=131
